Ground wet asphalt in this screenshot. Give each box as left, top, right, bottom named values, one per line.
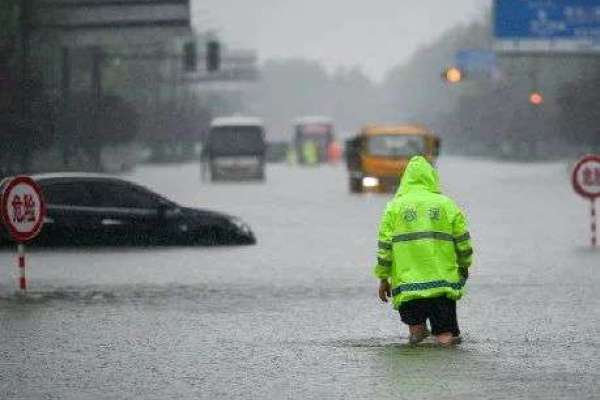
left=1, top=157, right=599, bottom=399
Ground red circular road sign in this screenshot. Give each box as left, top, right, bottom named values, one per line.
left=572, top=155, right=600, bottom=200
left=1, top=176, right=46, bottom=242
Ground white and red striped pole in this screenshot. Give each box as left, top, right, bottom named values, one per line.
left=592, top=200, right=597, bottom=248
left=17, top=243, right=27, bottom=292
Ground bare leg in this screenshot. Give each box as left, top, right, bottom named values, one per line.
left=408, top=324, right=429, bottom=344
left=435, top=332, right=458, bottom=346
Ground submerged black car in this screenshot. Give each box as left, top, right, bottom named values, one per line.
left=0, top=173, right=256, bottom=247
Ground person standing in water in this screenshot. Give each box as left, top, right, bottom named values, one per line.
left=374, top=156, right=473, bottom=345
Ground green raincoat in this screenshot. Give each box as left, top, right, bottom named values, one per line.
left=373, top=156, right=473, bottom=309
left=302, top=140, right=319, bottom=165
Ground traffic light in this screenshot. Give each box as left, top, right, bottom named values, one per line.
left=183, top=41, right=197, bottom=72
left=529, top=91, right=543, bottom=105
left=442, top=66, right=463, bottom=83
left=206, top=40, right=220, bottom=72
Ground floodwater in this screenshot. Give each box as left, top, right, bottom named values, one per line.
left=1, top=157, right=599, bottom=399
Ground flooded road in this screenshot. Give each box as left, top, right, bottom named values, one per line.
left=1, top=157, right=599, bottom=399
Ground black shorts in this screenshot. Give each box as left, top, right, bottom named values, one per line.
left=398, top=296, right=460, bottom=336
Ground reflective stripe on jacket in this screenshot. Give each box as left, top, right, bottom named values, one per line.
left=373, top=156, right=473, bottom=309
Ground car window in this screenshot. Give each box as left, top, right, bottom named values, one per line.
left=88, top=181, right=165, bottom=209
left=367, top=135, right=425, bottom=157
left=208, top=126, right=265, bottom=155
left=41, top=181, right=94, bottom=207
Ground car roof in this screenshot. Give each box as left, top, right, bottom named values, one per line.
left=29, top=172, right=125, bottom=182
left=361, top=124, right=433, bottom=136
left=27, top=172, right=177, bottom=205
left=210, top=116, right=264, bottom=127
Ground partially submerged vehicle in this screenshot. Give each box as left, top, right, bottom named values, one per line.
left=0, top=173, right=256, bottom=247
left=345, top=124, right=441, bottom=193
left=202, top=116, right=267, bottom=181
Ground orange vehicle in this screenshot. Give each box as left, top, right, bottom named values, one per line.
left=345, top=124, right=441, bottom=193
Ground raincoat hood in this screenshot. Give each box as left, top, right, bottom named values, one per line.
left=396, top=156, right=441, bottom=196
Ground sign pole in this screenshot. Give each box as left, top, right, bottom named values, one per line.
left=571, top=155, right=600, bottom=249
left=592, top=199, right=597, bottom=248
left=1, top=176, right=46, bottom=293
left=17, top=243, right=26, bottom=293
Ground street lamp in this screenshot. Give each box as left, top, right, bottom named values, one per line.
left=529, top=92, right=543, bottom=105
left=442, top=66, right=463, bottom=83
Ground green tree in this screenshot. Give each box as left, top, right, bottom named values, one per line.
left=0, top=78, right=56, bottom=174
left=558, top=71, right=600, bottom=150
left=64, top=93, right=139, bottom=170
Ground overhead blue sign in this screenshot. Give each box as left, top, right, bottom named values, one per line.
left=494, top=0, right=600, bottom=39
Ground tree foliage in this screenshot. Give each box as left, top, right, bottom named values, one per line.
left=63, top=93, right=139, bottom=169
left=0, top=77, right=55, bottom=174
left=380, top=10, right=600, bottom=158
left=558, top=72, right=600, bottom=149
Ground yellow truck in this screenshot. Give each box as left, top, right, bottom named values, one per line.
left=344, top=124, right=440, bottom=193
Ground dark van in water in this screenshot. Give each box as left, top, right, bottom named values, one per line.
left=202, top=116, right=267, bottom=181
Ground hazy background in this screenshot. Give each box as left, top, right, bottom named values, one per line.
left=192, top=0, right=488, bottom=81
left=2, top=1, right=600, bottom=174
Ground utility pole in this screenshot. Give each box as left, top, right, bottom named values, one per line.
left=19, top=0, right=31, bottom=89
left=18, top=0, right=32, bottom=172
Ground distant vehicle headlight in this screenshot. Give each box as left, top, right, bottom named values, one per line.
left=362, top=176, right=379, bottom=188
